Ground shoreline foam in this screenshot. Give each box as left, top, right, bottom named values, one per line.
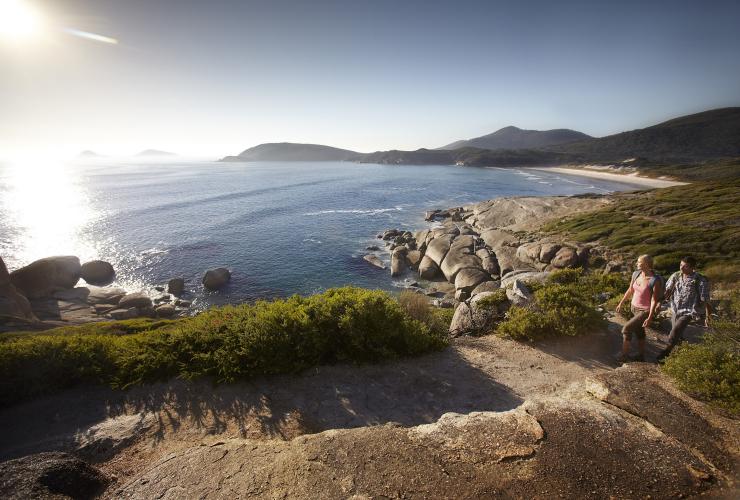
left=527, top=166, right=688, bottom=188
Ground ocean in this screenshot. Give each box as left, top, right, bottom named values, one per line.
left=0, top=159, right=645, bottom=309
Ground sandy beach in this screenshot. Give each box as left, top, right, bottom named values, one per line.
left=528, top=166, right=688, bottom=188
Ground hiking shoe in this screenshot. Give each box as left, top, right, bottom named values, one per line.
left=615, top=353, right=628, bottom=364
left=633, top=354, right=645, bottom=362
left=656, top=351, right=668, bottom=363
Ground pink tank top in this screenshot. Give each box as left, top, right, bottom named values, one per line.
left=631, top=274, right=653, bottom=309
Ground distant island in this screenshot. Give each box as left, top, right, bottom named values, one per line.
left=77, top=150, right=104, bottom=158
left=220, top=142, right=359, bottom=162
left=218, top=108, right=740, bottom=170
left=136, top=149, right=177, bottom=157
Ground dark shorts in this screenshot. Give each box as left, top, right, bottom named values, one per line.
left=622, top=306, right=649, bottom=340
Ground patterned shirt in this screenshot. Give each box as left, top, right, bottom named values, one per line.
left=665, top=271, right=710, bottom=319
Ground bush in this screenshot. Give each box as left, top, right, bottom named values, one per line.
left=663, top=320, right=740, bottom=415
left=662, top=294, right=740, bottom=415
left=496, top=270, right=608, bottom=341
left=0, top=287, right=446, bottom=407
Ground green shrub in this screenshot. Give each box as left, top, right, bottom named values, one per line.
left=496, top=274, right=606, bottom=341
left=476, top=288, right=508, bottom=308
left=662, top=320, right=740, bottom=415
left=0, top=287, right=446, bottom=407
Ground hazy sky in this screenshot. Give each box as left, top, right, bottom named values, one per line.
left=1, top=0, right=739, bottom=158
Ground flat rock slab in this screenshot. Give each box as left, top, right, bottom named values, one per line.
left=111, top=392, right=719, bottom=499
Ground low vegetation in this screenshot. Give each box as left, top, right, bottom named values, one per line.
left=544, top=179, right=740, bottom=285
left=0, top=287, right=446, bottom=408
left=662, top=291, right=740, bottom=415
left=496, top=269, right=627, bottom=341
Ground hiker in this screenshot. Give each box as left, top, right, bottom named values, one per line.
left=615, top=254, right=663, bottom=363
left=656, top=256, right=711, bottom=361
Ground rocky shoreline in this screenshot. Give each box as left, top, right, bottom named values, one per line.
left=0, top=256, right=232, bottom=332
left=364, top=192, right=628, bottom=334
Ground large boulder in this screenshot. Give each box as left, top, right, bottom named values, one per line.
left=475, top=248, right=500, bottom=277
left=391, top=247, right=408, bottom=277
left=167, top=278, right=185, bottom=296
left=0, top=257, right=37, bottom=323
left=493, top=247, right=531, bottom=276
left=363, top=255, right=386, bottom=269
left=405, top=250, right=422, bottom=269
left=425, top=234, right=455, bottom=267
left=86, top=286, right=126, bottom=305
left=418, top=255, right=441, bottom=280
left=10, top=256, right=81, bottom=299
left=449, top=291, right=508, bottom=337
left=155, top=304, right=176, bottom=318
left=516, top=242, right=542, bottom=266
left=439, top=236, right=481, bottom=282
left=413, top=230, right=430, bottom=252
left=550, top=246, right=579, bottom=268
left=80, top=260, right=115, bottom=285
left=118, top=292, right=153, bottom=310
left=479, top=229, right=519, bottom=252
left=454, top=268, right=490, bottom=295
left=539, top=243, right=561, bottom=264
left=506, top=279, right=534, bottom=307
left=470, top=280, right=502, bottom=297
left=500, top=271, right=550, bottom=289
left=202, top=267, right=231, bottom=290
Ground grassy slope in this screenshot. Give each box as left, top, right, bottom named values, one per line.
left=544, top=178, right=740, bottom=284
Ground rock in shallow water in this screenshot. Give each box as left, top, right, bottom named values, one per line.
left=363, top=255, right=386, bottom=270
left=202, top=268, right=231, bottom=290
left=80, top=260, right=115, bottom=285
left=167, top=278, right=185, bottom=296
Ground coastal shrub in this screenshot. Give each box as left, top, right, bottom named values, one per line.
left=399, top=290, right=433, bottom=325
left=662, top=291, right=740, bottom=415
left=543, top=179, right=740, bottom=285
left=476, top=289, right=508, bottom=309
left=496, top=270, right=608, bottom=341
left=0, top=287, right=446, bottom=407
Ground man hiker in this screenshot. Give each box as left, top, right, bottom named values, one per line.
left=656, top=255, right=711, bottom=361
left=615, top=254, right=663, bottom=363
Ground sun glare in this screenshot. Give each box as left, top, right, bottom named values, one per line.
left=0, top=0, right=42, bottom=42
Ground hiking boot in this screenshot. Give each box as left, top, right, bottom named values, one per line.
left=656, top=351, right=669, bottom=363
left=615, top=352, right=628, bottom=364
left=633, top=354, right=645, bottom=362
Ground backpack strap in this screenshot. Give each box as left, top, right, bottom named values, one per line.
left=631, top=270, right=641, bottom=285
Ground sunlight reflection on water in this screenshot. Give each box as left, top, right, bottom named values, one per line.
left=0, top=160, right=100, bottom=269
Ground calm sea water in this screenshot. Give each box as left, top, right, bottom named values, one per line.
left=0, top=159, right=645, bottom=309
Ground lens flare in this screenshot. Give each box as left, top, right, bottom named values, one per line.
left=62, top=27, right=118, bottom=45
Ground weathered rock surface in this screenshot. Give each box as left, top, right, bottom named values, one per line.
left=86, top=286, right=126, bottom=305
left=454, top=268, right=490, bottom=296
left=117, top=292, right=152, bottom=310
left=424, top=234, right=455, bottom=266
left=449, top=291, right=508, bottom=337
left=390, top=247, right=407, bottom=277
left=80, top=260, right=115, bottom=286
left=439, top=235, right=481, bottom=282
left=418, top=255, right=440, bottom=279
left=550, top=245, right=579, bottom=268
left=506, top=279, right=534, bottom=307
left=0, top=452, right=108, bottom=500
left=167, top=278, right=185, bottom=297
left=155, top=304, right=176, bottom=318
left=470, top=280, right=501, bottom=297
left=202, top=267, right=231, bottom=290
left=9, top=256, right=81, bottom=299
left=405, top=250, right=422, bottom=269
left=109, top=308, right=138, bottom=320
left=0, top=257, right=37, bottom=323
left=500, top=271, right=550, bottom=289
left=363, top=255, right=385, bottom=269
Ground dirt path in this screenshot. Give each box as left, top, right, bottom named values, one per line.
left=1, top=316, right=735, bottom=498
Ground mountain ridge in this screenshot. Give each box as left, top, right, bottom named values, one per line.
left=441, top=126, right=591, bottom=150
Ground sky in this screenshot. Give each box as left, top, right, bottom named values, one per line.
left=1, top=0, right=739, bottom=158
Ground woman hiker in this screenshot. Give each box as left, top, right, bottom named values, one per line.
left=615, top=254, right=663, bottom=363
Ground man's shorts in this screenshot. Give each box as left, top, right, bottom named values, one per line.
left=621, top=305, right=650, bottom=340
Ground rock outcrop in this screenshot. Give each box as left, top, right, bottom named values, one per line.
left=9, top=256, right=81, bottom=299
left=80, top=260, right=115, bottom=285
left=449, top=291, right=509, bottom=337
left=202, top=268, right=231, bottom=290
left=0, top=257, right=37, bottom=323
